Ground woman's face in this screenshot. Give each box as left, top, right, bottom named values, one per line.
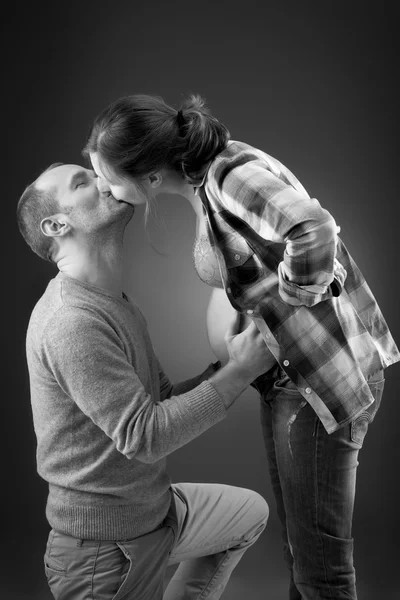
left=90, top=152, right=148, bottom=206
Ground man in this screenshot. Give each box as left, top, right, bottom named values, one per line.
left=17, top=162, right=275, bottom=600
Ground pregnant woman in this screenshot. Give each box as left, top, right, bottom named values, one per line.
left=84, top=93, right=399, bottom=600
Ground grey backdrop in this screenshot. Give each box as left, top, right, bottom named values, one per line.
left=5, top=1, right=399, bottom=599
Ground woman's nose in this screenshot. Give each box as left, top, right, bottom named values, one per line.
left=96, top=177, right=110, bottom=194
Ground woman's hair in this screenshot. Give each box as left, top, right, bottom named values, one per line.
left=83, top=93, right=230, bottom=184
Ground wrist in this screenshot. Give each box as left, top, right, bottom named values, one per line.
left=209, top=360, right=255, bottom=409
left=227, top=359, right=261, bottom=383
left=214, top=360, right=256, bottom=387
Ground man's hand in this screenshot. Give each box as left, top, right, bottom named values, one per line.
left=208, top=312, right=276, bottom=408
left=225, top=312, right=276, bottom=380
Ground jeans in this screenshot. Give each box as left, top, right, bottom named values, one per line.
left=255, top=365, right=384, bottom=600
left=44, top=482, right=269, bottom=599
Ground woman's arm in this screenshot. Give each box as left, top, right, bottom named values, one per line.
left=218, top=159, right=346, bottom=307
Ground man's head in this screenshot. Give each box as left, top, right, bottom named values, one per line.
left=17, top=163, right=134, bottom=263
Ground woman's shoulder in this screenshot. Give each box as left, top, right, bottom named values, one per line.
left=214, top=139, right=281, bottom=169
left=210, top=140, right=308, bottom=196
left=209, top=140, right=282, bottom=184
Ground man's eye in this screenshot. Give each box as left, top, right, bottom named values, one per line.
left=76, top=182, right=86, bottom=188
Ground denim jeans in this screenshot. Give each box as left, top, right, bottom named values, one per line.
left=44, top=482, right=269, bottom=599
left=255, top=365, right=384, bottom=600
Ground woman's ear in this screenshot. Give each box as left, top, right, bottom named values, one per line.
left=40, top=215, right=71, bottom=238
left=148, top=172, right=163, bottom=188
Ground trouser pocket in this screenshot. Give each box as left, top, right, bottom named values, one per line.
left=44, top=530, right=68, bottom=599
left=44, top=529, right=130, bottom=600
left=350, top=376, right=385, bottom=447
left=95, top=542, right=132, bottom=600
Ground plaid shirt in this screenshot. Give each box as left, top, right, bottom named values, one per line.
left=196, top=140, right=399, bottom=433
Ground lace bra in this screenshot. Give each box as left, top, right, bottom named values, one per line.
left=192, top=235, right=224, bottom=288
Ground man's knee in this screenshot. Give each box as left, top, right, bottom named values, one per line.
left=244, top=489, right=269, bottom=530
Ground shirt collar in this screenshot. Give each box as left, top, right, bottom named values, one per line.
left=190, top=161, right=212, bottom=195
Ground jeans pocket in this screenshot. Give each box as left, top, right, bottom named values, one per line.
left=350, top=378, right=385, bottom=447
left=273, top=367, right=300, bottom=396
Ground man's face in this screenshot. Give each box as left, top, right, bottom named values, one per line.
left=36, top=164, right=134, bottom=232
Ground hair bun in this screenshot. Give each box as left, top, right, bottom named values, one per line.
left=177, top=94, right=230, bottom=180
left=176, top=109, right=186, bottom=136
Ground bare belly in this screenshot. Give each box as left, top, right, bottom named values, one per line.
left=206, top=287, right=252, bottom=364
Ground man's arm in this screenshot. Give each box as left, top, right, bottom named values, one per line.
left=158, top=360, right=221, bottom=401
left=42, top=308, right=272, bottom=464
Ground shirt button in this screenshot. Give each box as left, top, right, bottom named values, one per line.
left=283, top=360, right=290, bottom=367
left=305, top=387, right=312, bottom=394
left=246, top=309, right=254, bottom=315
left=226, top=287, right=231, bottom=293
left=234, top=254, right=241, bottom=260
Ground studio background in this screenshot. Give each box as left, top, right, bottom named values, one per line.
left=5, top=2, right=398, bottom=599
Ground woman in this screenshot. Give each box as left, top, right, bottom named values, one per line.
left=84, top=93, right=399, bottom=600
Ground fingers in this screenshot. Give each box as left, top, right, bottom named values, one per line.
left=240, top=321, right=259, bottom=338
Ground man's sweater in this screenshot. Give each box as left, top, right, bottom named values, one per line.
left=26, top=273, right=226, bottom=540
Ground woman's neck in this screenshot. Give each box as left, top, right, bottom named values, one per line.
left=160, top=170, right=205, bottom=220
left=182, top=185, right=204, bottom=220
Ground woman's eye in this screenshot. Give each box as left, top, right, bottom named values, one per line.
left=76, top=182, right=86, bottom=189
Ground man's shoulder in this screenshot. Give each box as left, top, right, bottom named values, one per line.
left=27, top=278, right=100, bottom=346
left=28, top=277, right=61, bottom=331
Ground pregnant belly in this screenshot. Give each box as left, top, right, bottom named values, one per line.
left=206, top=288, right=252, bottom=364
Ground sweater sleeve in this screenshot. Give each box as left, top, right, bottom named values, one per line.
left=42, top=307, right=226, bottom=463
left=158, top=360, right=222, bottom=400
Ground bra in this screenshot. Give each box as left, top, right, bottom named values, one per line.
left=192, top=235, right=224, bottom=288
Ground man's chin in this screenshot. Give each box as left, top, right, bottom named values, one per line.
left=107, top=202, right=135, bottom=229
left=119, top=203, right=135, bottom=226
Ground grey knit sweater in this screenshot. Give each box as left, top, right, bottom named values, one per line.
left=26, top=273, right=226, bottom=540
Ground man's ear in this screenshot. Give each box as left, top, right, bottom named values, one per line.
left=40, top=215, right=72, bottom=238
left=148, top=171, right=163, bottom=189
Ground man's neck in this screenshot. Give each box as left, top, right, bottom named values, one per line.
left=57, top=241, right=125, bottom=297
